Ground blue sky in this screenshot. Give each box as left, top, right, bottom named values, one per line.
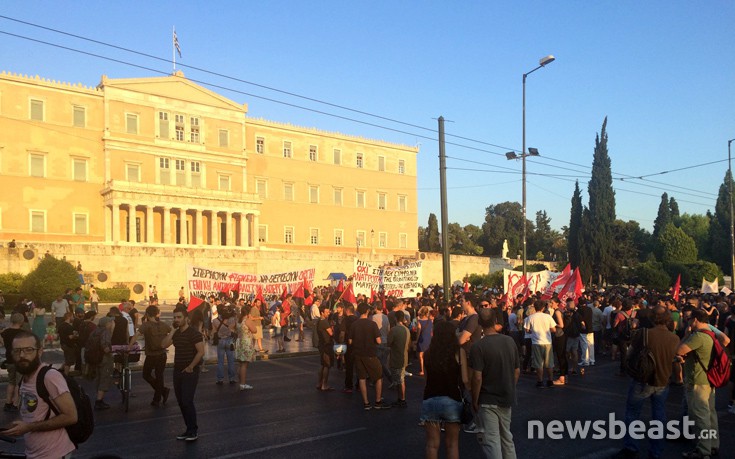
left=1, top=2, right=733, bottom=234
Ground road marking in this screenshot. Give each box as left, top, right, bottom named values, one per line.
left=211, top=427, right=368, bottom=458
left=94, top=402, right=263, bottom=429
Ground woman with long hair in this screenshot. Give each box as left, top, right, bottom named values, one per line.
left=416, top=306, right=433, bottom=376
left=235, top=304, right=258, bottom=390
left=419, top=320, right=469, bottom=459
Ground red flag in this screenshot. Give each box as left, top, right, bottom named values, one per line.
left=501, top=276, right=515, bottom=305
left=511, top=275, right=528, bottom=299
left=558, top=269, right=584, bottom=304
left=187, top=294, right=204, bottom=312
left=293, top=283, right=305, bottom=299
left=336, top=279, right=345, bottom=293
left=541, top=264, right=572, bottom=300
left=672, top=274, right=681, bottom=302
left=370, top=288, right=377, bottom=303
left=280, top=286, right=289, bottom=301
left=255, top=286, right=265, bottom=304
left=338, top=282, right=356, bottom=304
left=303, top=279, right=313, bottom=306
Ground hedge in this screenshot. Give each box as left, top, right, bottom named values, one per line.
left=97, top=288, right=130, bottom=303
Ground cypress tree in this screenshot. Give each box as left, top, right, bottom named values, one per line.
left=568, top=181, right=583, bottom=269
left=707, top=170, right=734, bottom=274
left=669, top=196, right=680, bottom=225
left=652, top=193, right=671, bottom=241
left=426, top=213, right=441, bottom=252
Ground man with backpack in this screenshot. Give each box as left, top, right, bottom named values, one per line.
left=613, top=300, right=637, bottom=376
left=6, top=330, right=78, bottom=458
left=676, top=308, right=722, bottom=459
left=136, top=305, right=171, bottom=406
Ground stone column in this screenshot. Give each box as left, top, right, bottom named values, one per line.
left=146, top=206, right=154, bottom=243
left=163, top=207, right=171, bottom=244
left=210, top=211, right=218, bottom=246
left=194, top=209, right=203, bottom=246
left=105, top=205, right=111, bottom=242
left=239, top=213, right=248, bottom=247
left=252, top=213, right=260, bottom=248
left=127, top=205, right=136, bottom=243
left=180, top=210, right=189, bottom=245
left=112, top=204, right=120, bottom=243
left=224, top=211, right=232, bottom=246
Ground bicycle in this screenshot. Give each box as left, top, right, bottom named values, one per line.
left=112, top=343, right=141, bottom=413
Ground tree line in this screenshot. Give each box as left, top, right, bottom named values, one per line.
left=419, top=117, right=729, bottom=290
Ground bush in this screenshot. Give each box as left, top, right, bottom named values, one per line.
left=97, top=288, right=130, bottom=303
left=0, top=273, right=25, bottom=294
left=513, top=263, right=548, bottom=273
left=666, top=261, right=723, bottom=289
left=20, top=256, right=80, bottom=309
left=467, top=272, right=504, bottom=289
left=634, top=260, right=670, bottom=291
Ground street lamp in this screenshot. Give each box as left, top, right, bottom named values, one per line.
left=512, top=54, right=554, bottom=279
left=729, top=138, right=735, bottom=289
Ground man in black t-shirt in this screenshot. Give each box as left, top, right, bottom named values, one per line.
left=349, top=302, right=390, bottom=410
left=342, top=304, right=358, bottom=393
left=162, top=306, right=204, bottom=442
left=317, top=306, right=335, bottom=391
left=458, top=294, right=482, bottom=354
left=57, top=312, right=77, bottom=375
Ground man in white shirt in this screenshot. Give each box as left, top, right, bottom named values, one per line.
left=51, top=294, right=70, bottom=329
left=524, top=300, right=557, bottom=388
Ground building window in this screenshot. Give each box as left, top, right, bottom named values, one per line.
left=190, top=161, right=201, bottom=187
left=378, top=193, right=387, bottom=210
left=30, top=99, right=44, bottom=121
left=357, top=230, right=366, bottom=248
left=256, top=137, right=265, bottom=154
left=126, top=163, right=141, bottom=182
left=73, top=105, right=86, bottom=128
left=334, top=229, right=344, bottom=246
left=30, top=210, right=46, bottom=233
left=399, top=233, right=407, bottom=249
left=126, top=113, right=138, bottom=134
left=29, top=153, right=45, bottom=178
left=310, top=228, right=319, bottom=245
left=378, top=156, right=385, bottom=172
left=284, top=226, right=294, bottom=244
left=258, top=225, right=268, bottom=243
left=219, top=129, right=229, bottom=147
left=284, top=183, right=294, bottom=201
left=398, top=195, right=407, bottom=212
left=175, top=114, right=185, bottom=141
left=159, top=157, right=170, bottom=185
left=159, top=111, right=169, bottom=138
left=333, top=149, right=341, bottom=165
left=309, top=145, right=318, bottom=162
left=356, top=153, right=363, bottom=168
left=72, top=158, right=87, bottom=182
left=283, top=141, right=292, bottom=158
left=74, top=213, right=88, bottom=235
left=398, top=160, right=405, bottom=174
left=256, top=179, right=267, bottom=199
left=218, top=174, right=231, bottom=191
left=190, top=117, right=200, bottom=143
left=175, top=159, right=186, bottom=185
left=333, top=188, right=343, bottom=206
left=309, top=185, right=319, bottom=204
left=379, top=232, right=387, bottom=248
left=356, top=190, right=365, bottom=208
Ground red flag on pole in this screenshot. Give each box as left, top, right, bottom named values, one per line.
left=280, top=286, right=289, bottom=301
left=303, top=279, right=313, bottom=306
left=293, top=283, right=305, bottom=299
left=187, top=294, right=204, bottom=312
left=370, top=288, right=377, bottom=303
left=336, top=279, right=345, bottom=293
left=541, top=264, right=572, bottom=300
left=338, top=282, right=356, bottom=304
left=255, top=286, right=265, bottom=304
left=558, top=269, right=584, bottom=304
left=672, top=274, right=681, bottom=302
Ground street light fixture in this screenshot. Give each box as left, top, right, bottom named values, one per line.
left=515, top=54, right=555, bottom=279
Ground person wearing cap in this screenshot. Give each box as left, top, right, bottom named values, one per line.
left=92, top=316, right=115, bottom=410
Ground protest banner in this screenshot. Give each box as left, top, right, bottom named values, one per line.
left=504, top=269, right=560, bottom=295
left=186, top=265, right=315, bottom=299
left=352, top=259, right=382, bottom=297
left=351, top=259, right=424, bottom=298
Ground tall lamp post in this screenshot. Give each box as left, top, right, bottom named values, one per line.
left=729, top=138, right=735, bottom=289
left=506, top=54, right=555, bottom=279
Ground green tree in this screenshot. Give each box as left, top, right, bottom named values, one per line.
left=707, top=170, right=734, bottom=274
left=669, top=196, right=680, bottom=226
left=568, top=181, right=583, bottom=269
left=634, top=260, right=670, bottom=291
left=584, top=117, right=616, bottom=285
left=652, top=192, right=671, bottom=241
left=0, top=273, right=25, bottom=294
left=417, top=226, right=427, bottom=251
left=659, top=223, right=697, bottom=265
left=425, top=213, right=441, bottom=252
left=480, top=201, right=533, bottom=258
left=446, top=223, right=484, bottom=255
left=529, top=210, right=553, bottom=259
left=678, top=213, right=710, bottom=259
left=20, top=256, right=80, bottom=309
left=608, top=220, right=643, bottom=284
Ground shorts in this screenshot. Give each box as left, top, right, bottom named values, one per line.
left=419, top=396, right=463, bottom=425
left=61, top=344, right=76, bottom=366
left=320, top=347, right=334, bottom=368
left=565, top=336, right=580, bottom=353
left=355, top=356, right=382, bottom=381
left=273, top=326, right=282, bottom=337
left=5, top=364, right=20, bottom=385
left=532, top=344, right=554, bottom=369
left=390, top=367, right=406, bottom=385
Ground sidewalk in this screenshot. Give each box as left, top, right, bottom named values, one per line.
left=0, top=324, right=318, bottom=382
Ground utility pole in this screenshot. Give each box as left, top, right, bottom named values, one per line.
left=729, top=138, right=735, bottom=289
left=438, top=117, right=451, bottom=297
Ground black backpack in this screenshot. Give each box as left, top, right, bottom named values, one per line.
left=84, top=329, right=104, bottom=366
left=34, top=365, right=94, bottom=447
left=624, top=328, right=656, bottom=384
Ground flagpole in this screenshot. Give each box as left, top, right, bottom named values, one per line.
left=172, top=26, right=176, bottom=72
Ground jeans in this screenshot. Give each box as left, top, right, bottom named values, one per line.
left=686, top=384, right=719, bottom=456
left=173, top=367, right=200, bottom=435
left=216, top=337, right=236, bottom=382
left=580, top=333, right=595, bottom=364
left=476, top=404, right=516, bottom=459
left=143, top=353, right=167, bottom=402
left=623, top=381, right=669, bottom=458
left=376, top=345, right=391, bottom=384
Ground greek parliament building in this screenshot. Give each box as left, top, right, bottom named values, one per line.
left=0, top=70, right=437, bottom=299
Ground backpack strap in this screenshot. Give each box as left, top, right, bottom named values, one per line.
left=690, top=330, right=716, bottom=375
left=34, top=365, right=60, bottom=420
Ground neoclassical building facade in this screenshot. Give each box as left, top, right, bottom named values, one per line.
left=0, top=70, right=419, bottom=257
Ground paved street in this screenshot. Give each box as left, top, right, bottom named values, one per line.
left=1, top=343, right=733, bottom=459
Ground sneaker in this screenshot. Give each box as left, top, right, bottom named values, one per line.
left=176, top=432, right=190, bottom=440
left=342, top=388, right=353, bottom=394
left=463, top=422, right=481, bottom=434
left=239, top=384, right=253, bottom=390
left=374, top=399, right=391, bottom=410
left=185, top=433, right=198, bottom=442
left=200, top=367, right=209, bottom=373
left=363, top=402, right=372, bottom=411
left=162, top=387, right=170, bottom=405
left=229, top=380, right=237, bottom=385
left=552, top=377, right=566, bottom=386
left=391, top=399, right=408, bottom=408
left=216, top=380, right=224, bottom=385
left=95, top=400, right=110, bottom=410
left=536, top=381, right=544, bottom=388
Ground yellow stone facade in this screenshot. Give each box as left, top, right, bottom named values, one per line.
left=0, top=71, right=419, bottom=255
